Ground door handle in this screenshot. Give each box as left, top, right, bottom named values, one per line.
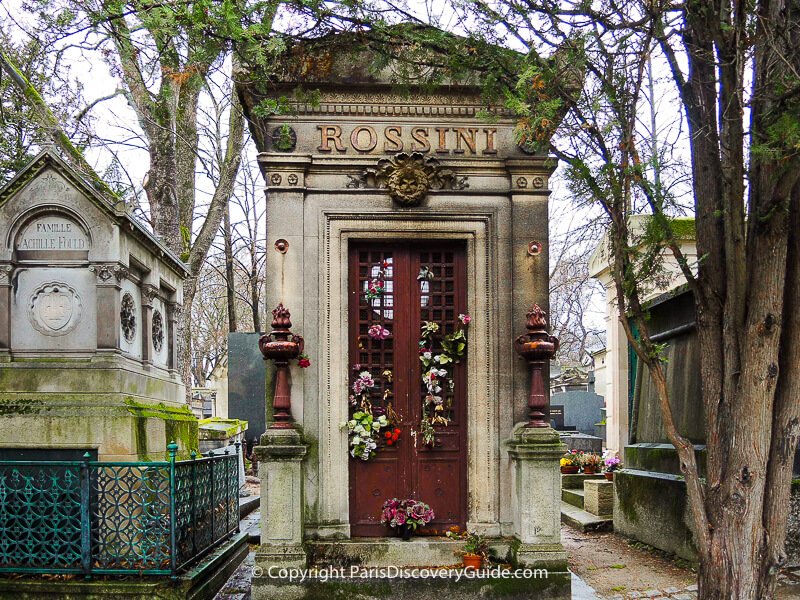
left=410, top=429, right=417, bottom=449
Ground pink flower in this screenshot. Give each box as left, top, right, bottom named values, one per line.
left=410, top=503, right=427, bottom=519
left=368, top=324, right=391, bottom=340
left=458, top=314, right=472, bottom=325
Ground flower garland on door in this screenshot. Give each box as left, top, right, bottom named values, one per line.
left=418, top=314, right=471, bottom=446
left=345, top=370, right=390, bottom=460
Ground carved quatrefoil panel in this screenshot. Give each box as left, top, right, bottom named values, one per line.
left=28, top=282, right=82, bottom=337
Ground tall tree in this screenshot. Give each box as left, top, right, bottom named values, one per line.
left=388, top=1, right=798, bottom=597
left=16, top=0, right=367, bottom=395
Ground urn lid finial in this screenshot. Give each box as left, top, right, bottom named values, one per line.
left=525, top=304, right=548, bottom=331
left=271, top=303, right=292, bottom=330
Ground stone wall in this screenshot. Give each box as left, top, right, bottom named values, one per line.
left=615, top=462, right=800, bottom=567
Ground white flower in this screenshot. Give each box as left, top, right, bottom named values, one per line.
left=423, top=352, right=432, bottom=360
left=437, top=369, right=447, bottom=377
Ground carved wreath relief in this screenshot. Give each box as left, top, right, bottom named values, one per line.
left=28, top=282, right=82, bottom=336
left=120, top=292, right=137, bottom=342
left=152, top=310, right=164, bottom=352
left=347, top=152, right=468, bottom=207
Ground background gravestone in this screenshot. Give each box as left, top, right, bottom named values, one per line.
left=551, top=390, right=604, bottom=436
left=227, top=332, right=266, bottom=449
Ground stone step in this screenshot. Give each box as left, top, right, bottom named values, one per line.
left=307, top=538, right=506, bottom=568
left=560, top=501, right=613, bottom=533
left=239, top=495, right=260, bottom=519
left=562, top=488, right=585, bottom=509
left=561, top=473, right=606, bottom=489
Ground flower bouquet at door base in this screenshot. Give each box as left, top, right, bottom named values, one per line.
left=380, top=498, right=435, bottom=539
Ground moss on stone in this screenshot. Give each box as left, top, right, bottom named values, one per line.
left=669, top=218, right=696, bottom=240
left=0, top=398, right=44, bottom=416
left=199, top=417, right=249, bottom=437
left=125, top=398, right=199, bottom=460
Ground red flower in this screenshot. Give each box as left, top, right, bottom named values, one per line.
left=387, top=440, right=394, bottom=446
left=394, top=428, right=401, bottom=435
left=298, top=356, right=311, bottom=368
left=385, top=431, right=392, bottom=439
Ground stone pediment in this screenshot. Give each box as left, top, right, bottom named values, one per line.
left=0, top=150, right=188, bottom=276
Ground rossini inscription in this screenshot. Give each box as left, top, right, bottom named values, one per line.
left=316, top=125, right=498, bottom=155
left=17, top=215, right=89, bottom=252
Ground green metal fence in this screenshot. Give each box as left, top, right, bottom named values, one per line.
left=0, top=442, right=239, bottom=577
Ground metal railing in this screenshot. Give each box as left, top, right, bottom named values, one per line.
left=0, top=442, right=239, bottom=577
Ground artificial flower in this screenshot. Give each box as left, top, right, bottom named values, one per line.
left=368, top=324, right=391, bottom=340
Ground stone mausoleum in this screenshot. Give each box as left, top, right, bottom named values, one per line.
left=0, top=150, right=196, bottom=461
left=238, top=34, right=570, bottom=598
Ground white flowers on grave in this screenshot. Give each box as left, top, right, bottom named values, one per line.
left=346, top=411, right=389, bottom=461
left=417, top=316, right=471, bottom=445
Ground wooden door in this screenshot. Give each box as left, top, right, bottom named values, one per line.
left=348, top=242, right=467, bottom=537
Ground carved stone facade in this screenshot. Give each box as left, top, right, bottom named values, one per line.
left=239, top=40, right=566, bottom=596
left=0, top=150, right=191, bottom=461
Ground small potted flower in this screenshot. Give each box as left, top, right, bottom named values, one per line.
left=581, top=452, right=604, bottom=475
left=560, top=451, right=580, bottom=474
left=604, top=456, right=622, bottom=481
left=446, top=527, right=488, bottom=570
left=380, top=498, right=435, bottom=540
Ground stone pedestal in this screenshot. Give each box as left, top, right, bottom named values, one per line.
left=506, top=424, right=569, bottom=576
left=254, top=428, right=308, bottom=569
left=584, top=479, right=613, bottom=516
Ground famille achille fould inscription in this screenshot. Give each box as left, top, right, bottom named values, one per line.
left=16, top=215, right=89, bottom=252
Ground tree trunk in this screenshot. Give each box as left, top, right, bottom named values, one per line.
left=250, top=238, right=261, bottom=331
left=223, top=202, right=237, bottom=332
left=180, top=272, right=198, bottom=393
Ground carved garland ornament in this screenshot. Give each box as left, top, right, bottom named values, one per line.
left=347, top=152, right=468, bottom=207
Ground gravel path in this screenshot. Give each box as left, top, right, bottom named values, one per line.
left=562, top=524, right=800, bottom=599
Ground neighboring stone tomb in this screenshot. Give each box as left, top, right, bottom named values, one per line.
left=0, top=150, right=196, bottom=460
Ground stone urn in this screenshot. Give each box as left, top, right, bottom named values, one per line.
left=259, top=303, right=304, bottom=428
left=513, top=305, right=560, bottom=427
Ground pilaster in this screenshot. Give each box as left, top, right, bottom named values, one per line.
left=254, top=428, right=308, bottom=569
left=91, top=263, right=127, bottom=351
left=140, top=284, right=158, bottom=366
left=506, top=424, right=570, bottom=579
left=0, top=264, right=11, bottom=356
